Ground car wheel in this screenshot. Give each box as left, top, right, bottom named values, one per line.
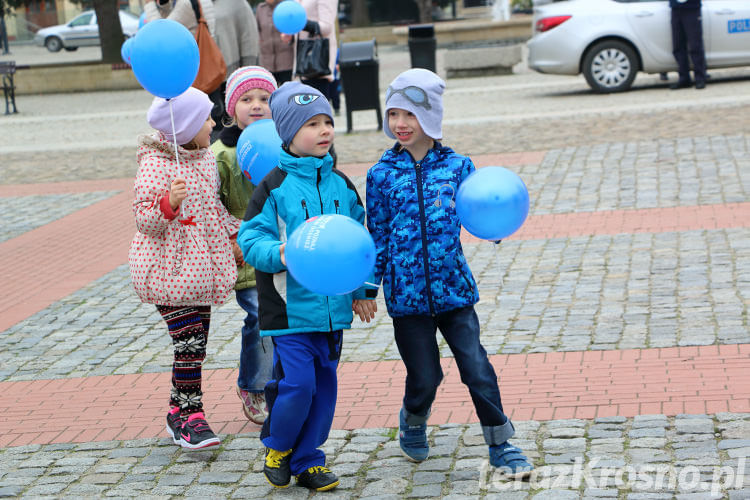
left=45, top=36, right=63, bottom=52
left=64, top=46, right=78, bottom=51
left=582, top=40, right=638, bottom=93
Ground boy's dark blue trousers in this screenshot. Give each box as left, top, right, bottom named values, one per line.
left=393, top=306, right=515, bottom=446
left=260, top=331, right=342, bottom=474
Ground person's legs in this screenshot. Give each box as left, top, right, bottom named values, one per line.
left=157, top=304, right=219, bottom=450
left=273, top=70, right=293, bottom=86
left=208, top=82, right=226, bottom=142
left=436, top=307, right=514, bottom=445
left=301, top=78, right=331, bottom=99
left=157, top=305, right=210, bottom=417
left=261, top=334, right=319, bottom=451
left=393, top=314, right=442, bottom=419
left=0, top=18, right=9, bottom=55
left=438, top=306, right=533, bottom=478
left=235, top=287, right=272, bottom=423
left=671, top=9, right=691, bottom=85
left=261, top=333, right=317, bottom=487
left=289, top=332, right=341, bottom=481
left=684, top=8, right=707, bottom=85
left=330, top=79, right=341, bottom=114
left=236, top=287, right=270, bottom=391
left=393, top=314, right=441, bottom=461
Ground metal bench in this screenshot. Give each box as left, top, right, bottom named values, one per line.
left=1, top=60, right=18, bottom=115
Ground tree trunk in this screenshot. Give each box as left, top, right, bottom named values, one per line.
left=415, top=0, right=431, bottom=23
left=93, top=0, right=124, bottom=63
left=350, top=0, right=369, bottom=27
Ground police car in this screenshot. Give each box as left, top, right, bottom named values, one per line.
left=34, top=10, right=139, bottom=53
left=527, top=0, right=750, bottom=92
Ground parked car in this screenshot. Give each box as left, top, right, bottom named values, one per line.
left=34, top=10, right=139, bottom=53
left=527, top=0, right=750, bottom=93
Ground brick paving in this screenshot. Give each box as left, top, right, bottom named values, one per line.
left=0, top=44, right=749, bottom=498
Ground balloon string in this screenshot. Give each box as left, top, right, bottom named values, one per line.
left=168, top=99, right=187, bottom=218
left=168, top=99, right=181, bottom=176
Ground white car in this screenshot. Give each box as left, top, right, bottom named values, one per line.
left=34, top=10, right=139, bottom=53
left=527, top=0, right=750, bottom=92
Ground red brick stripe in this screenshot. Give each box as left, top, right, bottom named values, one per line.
left=0, top=188, right=134, bottom=332
left=462, top=202, right=750, bottom=243
left=1, top=345, right=747, bottom=447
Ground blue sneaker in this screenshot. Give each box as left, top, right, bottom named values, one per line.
left=489, top=442, right=534, bottom=480
left=399, top=409, right=429, bottom=462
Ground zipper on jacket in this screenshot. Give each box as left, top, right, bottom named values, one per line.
left=415, top=162, right=436, bottom=316
left=301, top=200, right=310, bottom=219
left=316, top=169, right=324, bottom=213
left=334, top=200, right=340, bottom=214
left=315, top=168, right=334, bottom=330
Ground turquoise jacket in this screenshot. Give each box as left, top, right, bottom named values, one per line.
left=237, top=149, right=372, bottom=337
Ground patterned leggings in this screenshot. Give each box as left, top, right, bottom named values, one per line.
left=157, top=305, right=211, bottom=420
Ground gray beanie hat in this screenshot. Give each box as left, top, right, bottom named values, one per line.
left=384, top=68, right=445, bottom=140
left=269, top=81, right=334, bottom=146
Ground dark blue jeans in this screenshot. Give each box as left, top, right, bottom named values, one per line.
left=235, top=287, right=273, bottom=393
left=393, top=306, right=514, bottom=445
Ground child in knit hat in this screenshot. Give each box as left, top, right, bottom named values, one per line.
left=210, top=66, right=278, bottom=426
left=129, top=87, right=241, bottom=451
left=365, top=69, right=535, bottom=479
left=237, top=81, right=377, bottom=492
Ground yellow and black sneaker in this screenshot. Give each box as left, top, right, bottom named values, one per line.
left=296, top=466, right=340, bottom=491
left=263, top=448, right=292, bottom=488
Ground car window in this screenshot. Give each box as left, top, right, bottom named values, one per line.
left=69, top=13, right=93, bottom=27
left=119, top=10, right=139, bottom=20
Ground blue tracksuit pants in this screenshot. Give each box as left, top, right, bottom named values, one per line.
left=260, top=331, right=342, bottom=475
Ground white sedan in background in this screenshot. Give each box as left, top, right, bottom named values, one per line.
left=34, top=10, right=139, bottom=53
left=527, top=0, right=750, bottom=92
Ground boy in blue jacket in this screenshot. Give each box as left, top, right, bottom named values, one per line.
left=366, top=69, right=534, bottom=480
left=238, top=81, right=376, bottom=492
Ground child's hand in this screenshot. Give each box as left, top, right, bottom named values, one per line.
left=232, top=240, right=245, bottom=267
left=353, top=300, right=377, bottom=322
left=280, top=33, right=292, bottom=44
left=279, top=243, right=286, bottom=266
left=169, top=178, right=187, bottom=210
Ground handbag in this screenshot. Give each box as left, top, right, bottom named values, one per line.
left=189, top=0, right=226, bottom=94
left=296, top=36, right=331, bottom=79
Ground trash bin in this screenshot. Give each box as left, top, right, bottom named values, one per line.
left=339, top=39, right=382, bottom=133
left=408, top=24, right=436, bottom=73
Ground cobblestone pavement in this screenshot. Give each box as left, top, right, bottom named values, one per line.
left=1, top=40, right=749, bottom=499
left=0, top=191, right=117, bottom=243
left=1, top=415, right=748, bottom=499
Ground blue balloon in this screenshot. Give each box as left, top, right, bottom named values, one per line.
left=120, top=37, right=134, bottom=65
left=236, top=119, right=282, bottom=185
left=286, top=215, right=376, bottom=296
left=456, top=166, right=530, bottom=240
left=138, top=12, right=147, bottom=29
left=273, top=0, right=307, bottom=35
left=129, top=19, right=199, bottom=99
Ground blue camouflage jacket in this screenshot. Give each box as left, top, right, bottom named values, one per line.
left=238, top=149, right=371, bottom=337
left=366, top=143, right=480, bottom=317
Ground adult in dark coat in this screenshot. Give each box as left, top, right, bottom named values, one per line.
left=669, top=0, right=707, bottom=90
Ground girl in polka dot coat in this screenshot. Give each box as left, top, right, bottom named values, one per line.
left=128, top=87, right=240, bottom=451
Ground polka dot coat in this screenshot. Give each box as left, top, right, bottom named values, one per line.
left=128, top=133, right=240, bottom=307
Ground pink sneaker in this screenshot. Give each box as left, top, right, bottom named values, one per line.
left=236, top=386, right=267, bottom=425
